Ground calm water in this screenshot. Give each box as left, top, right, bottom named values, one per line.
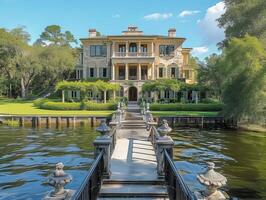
left=0, top=126, right=266, bottom=200
left=172, top=129, right=266, bottom=200
left=0, top=126, right=99, bottom=200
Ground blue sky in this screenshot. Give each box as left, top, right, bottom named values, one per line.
left=0, top=0, right=225, bottom=60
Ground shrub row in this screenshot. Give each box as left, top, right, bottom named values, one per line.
left=33, top=98, right=116, bottom=111
left=150, top=103, right=223, bottom=111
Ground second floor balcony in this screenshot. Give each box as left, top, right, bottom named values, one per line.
left=113, top=52, right=154, bottom=58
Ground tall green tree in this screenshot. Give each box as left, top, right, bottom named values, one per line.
left=221, top=35, right=266, bottom=120
left=37, top=25, right=77, bottom=46
left=198, top=54, right=225, bottom=100
left=218, top=0, right=266, bottom=47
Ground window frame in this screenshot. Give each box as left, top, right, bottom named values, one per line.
left=90, top=45, right=107, bottom=57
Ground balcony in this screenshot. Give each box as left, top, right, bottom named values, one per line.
left=113, top=52, right=154, bottom=58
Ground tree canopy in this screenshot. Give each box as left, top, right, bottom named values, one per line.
left=218, top=0, right=266, bottom=47
left=0, top=26, right=77, bottom=98
left=221, top=35, right=266, bottom=120
left=37, top=25, right=77, bottom=47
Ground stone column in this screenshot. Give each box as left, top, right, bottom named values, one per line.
left=151, top=42, right=154, bottom=56
left=112, top=41, right=115, bottom=57
left=156, top=120, right=174, bottom=177
left=156, top=136, right=174, bottom=176
left=126, top=41, right=129, bottom=57
left=138, top=64, right=141, bottom=80
left=112, top=64, right=115, bottom=80
left=125, top=63, right=129, bottom=80
left=94, top=120, right=112, bottom=179
left=138, top=41, right=141, bottom=55
left=151, top=62, right=155, bottom=80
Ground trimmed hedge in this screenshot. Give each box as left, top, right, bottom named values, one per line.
left=150, top=103, right=223, bottom=112
left=33, top=98, right=117, bottom=111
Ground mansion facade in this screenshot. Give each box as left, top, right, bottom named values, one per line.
left=75, top=26, right=196, bottom=101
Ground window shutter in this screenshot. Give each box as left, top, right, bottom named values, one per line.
left=176, top=67, right=179, bottom=78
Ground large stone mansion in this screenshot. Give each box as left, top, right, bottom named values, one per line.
left=75, top=26, right=195, bottom=101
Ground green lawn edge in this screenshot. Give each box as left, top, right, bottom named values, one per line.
left=0, top=101, right=113, bottom=117
left=151, top=111, right=219, bottom=117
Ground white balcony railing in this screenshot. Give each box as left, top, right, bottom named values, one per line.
left=113, top=52, right=154, bottom=57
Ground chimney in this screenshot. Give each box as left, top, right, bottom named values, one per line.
left=168, top=28, right=176, bottom=37
left=89, top=29, right=97, bottom=37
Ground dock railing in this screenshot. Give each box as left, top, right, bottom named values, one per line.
left=142, top=103, right=197, bottom=200
left=164, top=149, right=197, bottom=200
left=72, top=110, right=120, bottom=200
left=72, top=150, right=104, bottom=200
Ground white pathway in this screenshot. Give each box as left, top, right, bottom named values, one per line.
left=98, top=105, right=168, bottom=199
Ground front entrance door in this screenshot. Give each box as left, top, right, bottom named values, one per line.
left=128, top=87, right=137, bottom=101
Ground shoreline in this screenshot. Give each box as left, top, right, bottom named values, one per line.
left=238, top=123, right=266, bottom=133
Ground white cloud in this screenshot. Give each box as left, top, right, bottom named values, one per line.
left=179, top=10, right=200, bottom=17
left=112, top=14, right=120, bottom=18
left=192, top=47, right=209, bottom=56
left=198, top=2, right=225, bottom=44
left=143, top=13, right=173, bottom=21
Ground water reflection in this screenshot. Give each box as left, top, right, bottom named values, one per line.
left=0, top=126, right=99, bottom=200
left=171, top=129, right=266, bottom=199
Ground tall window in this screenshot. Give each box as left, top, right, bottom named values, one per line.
left=159, top=68, right=163, bottom=78
left=90, top=68, right=94, bottom=77
left=129, top=43, right=137, bottom=52
left=102, top=68, right=107, bottom=77
left=90, top=45, right=107, bottom=57
left=119, top=44, right=126, bottom=52
left=159, top=45, right=175, bottom=56
left=171, top=68, right=176, bottom=78
left=141, top=44, right=147, bottom=52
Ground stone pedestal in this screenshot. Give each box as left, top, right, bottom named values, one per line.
left=94, top=136, right=112, bottom=178
left=156, top=136, right=174, bottom=177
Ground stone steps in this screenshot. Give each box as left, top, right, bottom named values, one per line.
left=98, top=181, right=168, bottom=199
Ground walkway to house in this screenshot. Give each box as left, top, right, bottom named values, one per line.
left=98, top=103, right=169, bottom=199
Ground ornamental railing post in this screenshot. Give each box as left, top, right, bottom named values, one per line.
left=43, top=163, right=74, bottom=200
left=195, top=162, right=228, bottom=200
left=93, top=119, right=112, bottom=179
left=155, top=119, right=174, bottom=177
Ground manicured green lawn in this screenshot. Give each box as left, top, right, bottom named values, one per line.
left=0, top=100, right=113, bottom=116
left=151, top=111, right=219, bottom=117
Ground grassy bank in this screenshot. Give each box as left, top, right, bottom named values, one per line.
left=151, top=111, right=219, bottom=117
left=0, top=100, right=113, bottom=116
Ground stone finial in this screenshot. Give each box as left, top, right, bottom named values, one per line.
left=157, top=119, right=172, bottom=137
left=46, top=162, right=72, bottom=199
left=197, top=162, right=227, bottom=200
left=96, top=119, right=111, bottom=136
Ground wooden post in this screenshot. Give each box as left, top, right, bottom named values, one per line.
left=46, top=117, right=51, bottom=129
left=19, top=117, right=24, bottom=127
left=73, top=117, right=76, bottom=128
left=66, top=118, right=70, bottom=127
left=32, top=117, right=36, bottom=128
left=56, top=117, right=62, bottom=129
left=36, top=117, right=41, bottom=128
